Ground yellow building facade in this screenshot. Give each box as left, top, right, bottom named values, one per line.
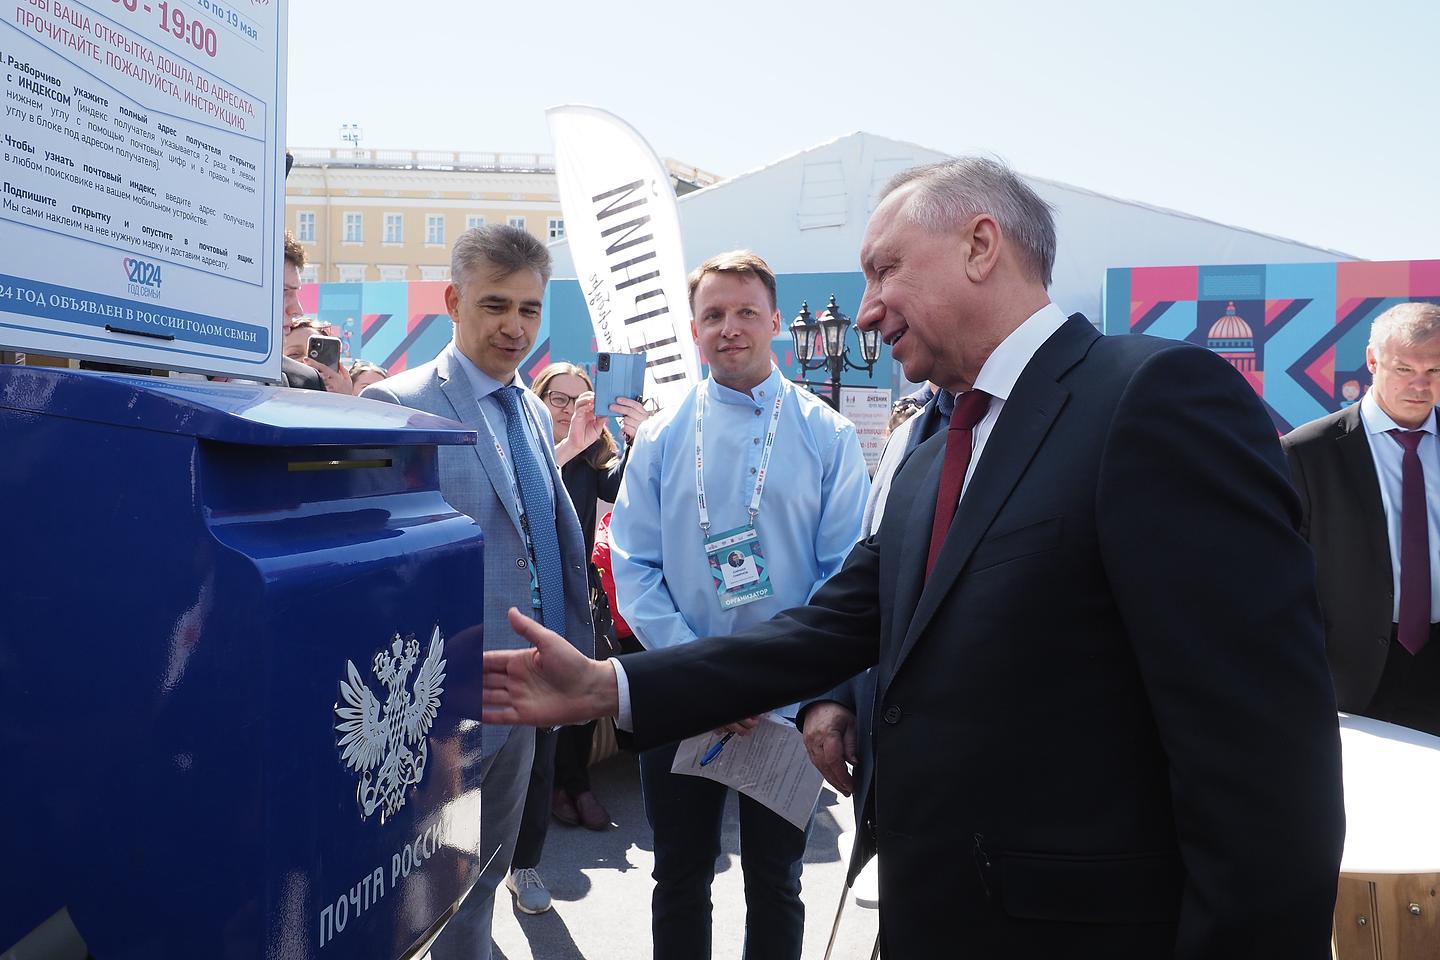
left=284, top=148, right=718, bottom=284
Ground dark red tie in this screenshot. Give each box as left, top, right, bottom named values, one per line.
left=926, top=390, right=992, bottom=578
left=1389, top=429, right=1431, bottom=655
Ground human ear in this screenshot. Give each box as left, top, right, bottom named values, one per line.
left=964, top=215, right=1001, bottom=284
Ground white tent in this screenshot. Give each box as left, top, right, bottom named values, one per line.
left=549, top=131, right=1356, bottom=325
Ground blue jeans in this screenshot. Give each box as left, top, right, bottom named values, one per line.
left=639, top=739, right=814, bottom=960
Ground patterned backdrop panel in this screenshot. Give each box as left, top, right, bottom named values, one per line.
left=302, top=272, right=894, bottom=396
left=1104, top=260, right=1440, bottom=433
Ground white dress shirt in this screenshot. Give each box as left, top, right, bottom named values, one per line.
left=961, top=302, right=1069, bottom=500
left=1359, top=390, right=1440, bottom=622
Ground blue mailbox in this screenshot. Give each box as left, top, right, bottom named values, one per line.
left=0, top=366, right=490, bottom=959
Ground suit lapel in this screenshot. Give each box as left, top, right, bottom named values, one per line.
left=890, top=316, right=1095, bottom=677
left=437, top=352, right=525, bottom=539
left=1336, top=404, right=1387, bottom=537
left=886, top=434, right=947, bottom=673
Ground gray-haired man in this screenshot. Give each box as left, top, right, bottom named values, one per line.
left=480, top=158, right=1344, bottom=958
left=362, top=225, right=592, bottom=960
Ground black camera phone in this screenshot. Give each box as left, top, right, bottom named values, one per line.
left=306, top=335, right=342, bottom=370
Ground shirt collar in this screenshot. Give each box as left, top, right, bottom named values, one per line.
left=972, top=302, right=1069, bottom=402
left=449, top=342, right=521, bottom=400
left=1360, top=389, right=1437, bottom=437
left=706, top=365, right=783, bottom=407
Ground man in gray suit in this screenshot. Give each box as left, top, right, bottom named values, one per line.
left=362, top=224, right=592, bottom=960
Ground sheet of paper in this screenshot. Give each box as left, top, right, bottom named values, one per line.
left=671, top=715, right=824, bottom=830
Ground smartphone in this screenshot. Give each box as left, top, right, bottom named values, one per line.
left=306, top=335, right=342, bottom=370
left=593, top=352, right=647, bottom=414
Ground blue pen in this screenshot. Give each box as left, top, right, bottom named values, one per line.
left=700, top=732, right=735, bottom=767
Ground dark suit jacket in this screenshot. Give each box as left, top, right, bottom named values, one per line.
left=805, top=382, right=942, bottom=884
left=1281, top=404, right=1395, bottom=709
left=559, top=443, right=628, bottom=555
left=281, top=356, right=325, bottom=390
left=618, top=316, right=1344, bottom=959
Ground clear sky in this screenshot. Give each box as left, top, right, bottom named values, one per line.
left=287, top=0, right=1436, bottom=263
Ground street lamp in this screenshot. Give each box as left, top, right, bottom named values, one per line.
left=788, top=294, right=881, bottom=408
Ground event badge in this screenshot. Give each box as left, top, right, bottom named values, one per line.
left=705, top=524, right=774, bottom=609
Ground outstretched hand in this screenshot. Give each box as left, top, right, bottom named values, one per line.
left=482, top=607, right=620, bottom=727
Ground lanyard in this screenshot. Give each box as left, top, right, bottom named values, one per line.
left=695, top=380, right=785, bottom=535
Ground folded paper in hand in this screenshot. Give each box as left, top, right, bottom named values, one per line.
left=670, top=714, right=824, bottom=830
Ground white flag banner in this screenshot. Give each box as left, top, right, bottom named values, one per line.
left=547, top=105, right=700, bottom=411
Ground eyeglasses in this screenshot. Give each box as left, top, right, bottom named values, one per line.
left=542, top=390, right=577, bottom=411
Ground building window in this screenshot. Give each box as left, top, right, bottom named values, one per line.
left=426, top=215, right=445, bottom=246
left=343, top=212, right=363, bottom=244
left=378, top=265, right=407, bottom=283
left=383, top=213, right=403, bottom=245
left=419, top=265, right=451, bottom=282
left=297, top=211, right=316, bottom=243
left=507, top=215, right=526, bottom=231
left=547, top=218, right=565, bottom=240
left=299, top=265, right=319, bottom=284
left=338, top=264, right=366, bottom=283
left=465, top=215, right=486, bottom=232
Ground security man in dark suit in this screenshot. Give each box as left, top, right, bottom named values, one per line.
left=1282, top=301, right=1440, bottom=735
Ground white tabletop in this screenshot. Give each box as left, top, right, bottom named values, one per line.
left=1340, top=713, right=1440, bottom=874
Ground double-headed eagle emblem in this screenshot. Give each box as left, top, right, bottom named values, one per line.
left=335, top=626, right=446, bottom=823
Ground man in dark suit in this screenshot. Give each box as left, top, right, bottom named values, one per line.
left=802, top=382, right=945, bottom=909
left=481, top=157, right=1345, bottom=958
left=1282, top=301, right=1440, bottom=735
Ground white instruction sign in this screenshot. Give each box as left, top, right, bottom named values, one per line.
left=839, top=386, right=893, bottom=474
left=1, top=0, right=287, bottom=378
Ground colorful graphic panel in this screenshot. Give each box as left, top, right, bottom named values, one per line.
left=1103, top=260, right=1440, bottom=432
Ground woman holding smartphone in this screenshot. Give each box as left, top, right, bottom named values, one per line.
left=505, top=361, right=649, bottom=914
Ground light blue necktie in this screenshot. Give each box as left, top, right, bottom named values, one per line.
left=495, top=386, right=567, bottom=635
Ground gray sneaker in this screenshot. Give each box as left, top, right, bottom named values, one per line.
left=505, top=867, right=553, bottom=915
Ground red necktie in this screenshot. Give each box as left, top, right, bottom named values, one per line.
left=1389, top=429, right=1431, bottom=655
left=926, top=390, right=992, bottom=578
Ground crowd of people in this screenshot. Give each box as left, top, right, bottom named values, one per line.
left=259, top=153, right=1440, bottom=959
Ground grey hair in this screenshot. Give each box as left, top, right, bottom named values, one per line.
left=880, top=157, right=1057, bottom=288
left=1369, top=301, right=1440, bottom=354
left=451, top=223, right=552, bottom=291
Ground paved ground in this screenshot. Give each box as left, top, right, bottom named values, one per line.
left=491, top=751, right=880, bottom=960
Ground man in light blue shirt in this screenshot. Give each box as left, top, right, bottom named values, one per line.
left=611, top=250, right=870, bottom=960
